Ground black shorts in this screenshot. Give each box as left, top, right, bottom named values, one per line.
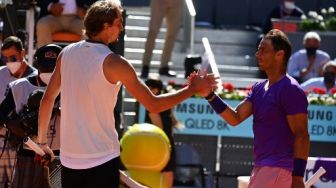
left=62, top=156, right=120, bottom=188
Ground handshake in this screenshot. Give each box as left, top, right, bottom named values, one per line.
left=187, top=71, right=220, bottom=97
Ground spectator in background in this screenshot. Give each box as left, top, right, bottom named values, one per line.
left=0, top=36, right=37, bottom=103
left=0, top=44, right=62, bottom=188
left=287, top=31, right=330, bottom=83
left=300, top=60, right=336, bottom=94
left=144, top=78, right=181, bottom=188
left=141, top=0, right=183, bottom=78
left=0, top=36, right=37, bottom=187
left=262, top=0, right=304, bottom=34
left=36, top=0, right=95, bottom=47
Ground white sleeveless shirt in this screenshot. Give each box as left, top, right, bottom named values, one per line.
left=60, top=40, right=121, bottom=169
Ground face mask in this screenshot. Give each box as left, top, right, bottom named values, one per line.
left=39, top=73, right=52, bottom=85
left=323, top=72, right=335, bottom=85
left=284, top=2, right=295, bottom=10
left=6, top=62, right=21, bottom=74
left=306, top=47, right=318, bottom=56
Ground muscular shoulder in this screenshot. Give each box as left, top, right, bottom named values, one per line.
left=280, top=76, right=308, bottom=114
left=281, top=75, right=301, bottom=89
left=280, top=76, right=307, bottom=100
left=103, top=54, right=137, bottom=84
left=104, top=53, right=129, bottom=70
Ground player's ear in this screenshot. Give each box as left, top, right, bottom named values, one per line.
left=276, top=49, right=285, bottom=59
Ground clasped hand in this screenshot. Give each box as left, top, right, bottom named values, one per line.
left=187, top=71, right=219, bottom=97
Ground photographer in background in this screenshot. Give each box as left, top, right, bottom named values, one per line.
left=0, top=36, right=37, bottom=187
left=0, top=44, right=62, bottom=188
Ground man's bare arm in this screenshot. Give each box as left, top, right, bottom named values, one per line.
left=38, top=53, right=62, bottom=145
left=218, top=100, right=253, bottom=126
left=287, top=113, right=310, bottom=160
left=287, top=113, right=310, bottom=188
left=103, top=54, right=216, bottom=113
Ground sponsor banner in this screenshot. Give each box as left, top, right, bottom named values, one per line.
left=138, top=98, right=336, bottom=142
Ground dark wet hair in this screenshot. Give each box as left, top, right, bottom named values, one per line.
left=264, top=29, right=292, bottom=67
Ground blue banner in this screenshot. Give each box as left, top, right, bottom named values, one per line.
left=138, top=98, right=336, bottom=142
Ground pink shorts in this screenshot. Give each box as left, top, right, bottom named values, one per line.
left=248, top=166, right=292, bottom=188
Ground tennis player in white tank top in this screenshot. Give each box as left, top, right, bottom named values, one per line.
left=37, top=1, right=217, bottom=187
